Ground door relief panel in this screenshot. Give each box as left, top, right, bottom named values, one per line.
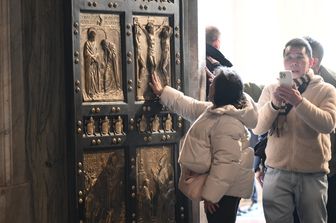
left=83, top=150, right=126, bottom=223
left=133, top=16, right=173, bottom=101
left=136, top=146, right=175, bottom=223
left=80, top=13, right=124, bottom=102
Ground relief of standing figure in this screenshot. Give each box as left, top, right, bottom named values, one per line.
left=159, top=25, right=173, bottom=83
left=101, top=116, right=110, bottom=135
left=139, top=178, right=153, bottom=222
left=151, top=115, right=160, bottom=132
left=164, top=113, right=173, bottom=132
left=86, top=116, right=96, bottom=136
left=139, top=114, right=148, bottom=133
left=115, top=116, right=123, bottom=135
left=134, top=24, right=147, bottom=81
left=134, top=23, right=148, bottom=100
left=101, top=39, right=121, bottom=93
left=84, top=27, right=100, bottom=98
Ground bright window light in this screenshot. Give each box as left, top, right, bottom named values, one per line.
left=199, top=0, right=336, bottom=85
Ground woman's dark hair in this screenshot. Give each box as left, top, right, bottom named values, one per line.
left=213, top=67, right=246, bottom=108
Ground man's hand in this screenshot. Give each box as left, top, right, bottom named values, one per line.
left=272, top=86, right=285, bottom=108
left=275, top=85, right=303, bottom=107
left=206, top=68, right=215, bottom=83
left=255, top=169, right=265, bottom=187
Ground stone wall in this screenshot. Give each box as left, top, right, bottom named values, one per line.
left=0, top=0, right=31, bottom=222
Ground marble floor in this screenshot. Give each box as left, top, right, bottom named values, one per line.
left=236, top=199, right=266, bottom=223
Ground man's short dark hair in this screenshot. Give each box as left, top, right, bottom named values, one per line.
left=283, top=38, right=313, bottom=58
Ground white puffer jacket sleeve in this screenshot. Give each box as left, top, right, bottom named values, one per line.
left=160, top=86, right=211, bottom=122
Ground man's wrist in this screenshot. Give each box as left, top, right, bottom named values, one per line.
left=294, top=96, right=303, bottom=107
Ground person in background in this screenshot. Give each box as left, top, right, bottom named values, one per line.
left=150, top=67, right=258, bottom=223
left=205, top=26, right=233, bottom=98
left=239, top=95, right=263, bottom=215
left=304, top=36, right=336, bottom=223
left=253, top=37, right=336, bottom=223
left=243, top=83, right=263, bottom=213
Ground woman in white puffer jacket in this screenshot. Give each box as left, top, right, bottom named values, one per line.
left=150, top=67, right=258, bottom=223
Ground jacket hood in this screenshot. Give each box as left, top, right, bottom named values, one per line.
left=307, top=68, right=324, bottom=85
left=207, top=95, right=258, bottom=129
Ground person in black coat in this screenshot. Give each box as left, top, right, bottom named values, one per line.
left=205, top=26, right=233, bottom=98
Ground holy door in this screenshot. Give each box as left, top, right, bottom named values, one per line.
left=68, top=1, right=191, bottom=222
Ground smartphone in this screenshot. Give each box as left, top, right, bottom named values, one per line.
left=279, top=70, right=293, bottom=87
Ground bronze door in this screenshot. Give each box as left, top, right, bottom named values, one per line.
left=68, top=1, right=190, bottom=222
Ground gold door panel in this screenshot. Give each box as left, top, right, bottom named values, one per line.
left=133, top=15, right=173, bottom=101
left=80, top=13, right=124, bottom=102
left=136, top=146, right=175, bottom=223
left=83, top=150, right=126, bottom=223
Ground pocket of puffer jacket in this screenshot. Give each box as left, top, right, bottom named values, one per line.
left=225, top=164, right=254, bottom=199
left=239, top=147, right=254, bottom=169
left=237, top=167, right=254, bottom=198
left=239, top=147, right=255, bottom=198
